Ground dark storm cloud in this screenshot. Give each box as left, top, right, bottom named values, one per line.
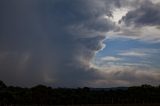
left=121, top=0, right=160, bottom=26
left=0, top=0, right=117, bottom=87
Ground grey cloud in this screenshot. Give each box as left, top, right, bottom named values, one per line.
left=1, top=0, right=159, bottom=87
left=0, top=0, right=115, bottom=87
left=121, top=0, right=160, bottom=26
left=95, top=67, right=160, bottom=87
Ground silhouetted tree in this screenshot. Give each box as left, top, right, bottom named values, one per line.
left=0, top=80, right=6, bottom=89
left=0, top=80, right=160, bottom=105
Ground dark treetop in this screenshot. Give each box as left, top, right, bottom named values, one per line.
left=0, top=80, right=160, bottom=105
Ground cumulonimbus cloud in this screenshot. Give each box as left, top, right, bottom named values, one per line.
left=0, top=0, right=159, bottom=87
left=0, top=0, right=118, bottom=87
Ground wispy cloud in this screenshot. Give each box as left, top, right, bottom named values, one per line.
left=100, top=56, right=122, bottom=61
left=119, top=51, right=147, bottom=57
left=94, top=48, right=160, bottom=70
left=118, top=48, right=160, bottom=57
left=92, top=65, right=160, bottom=87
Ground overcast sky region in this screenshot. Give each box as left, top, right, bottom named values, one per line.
left=0, top=0, right=160, bottom=87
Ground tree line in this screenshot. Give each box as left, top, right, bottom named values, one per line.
left=0, top=80, right=160, bottom=105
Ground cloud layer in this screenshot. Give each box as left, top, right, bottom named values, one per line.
left=0, top=0, right=160, bottom=87
left=0, top=0, right=117, bottom=87
left=121, top=0, right=160, bottom=26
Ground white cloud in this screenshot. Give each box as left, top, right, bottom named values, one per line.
left=118, top=48, right=160, bottom=57
left=119, top=51, right=147, bottom=57
left=101, top=56, right=122, bottom=61
left=104, top=8, right=128, bottom=24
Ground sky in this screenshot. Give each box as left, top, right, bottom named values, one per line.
left=0, top=0, right=160, bottom=87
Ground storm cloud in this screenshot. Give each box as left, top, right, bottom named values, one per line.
left=0, top=0, right=118, bottom=87
left=121, top=0, right=160, bottom=27
left=0, top=0, right=160, bottom=87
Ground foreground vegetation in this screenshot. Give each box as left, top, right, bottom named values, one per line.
left=0, top=80, right=160, bottom=105
left=0, top=104, right=159, bottom=106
